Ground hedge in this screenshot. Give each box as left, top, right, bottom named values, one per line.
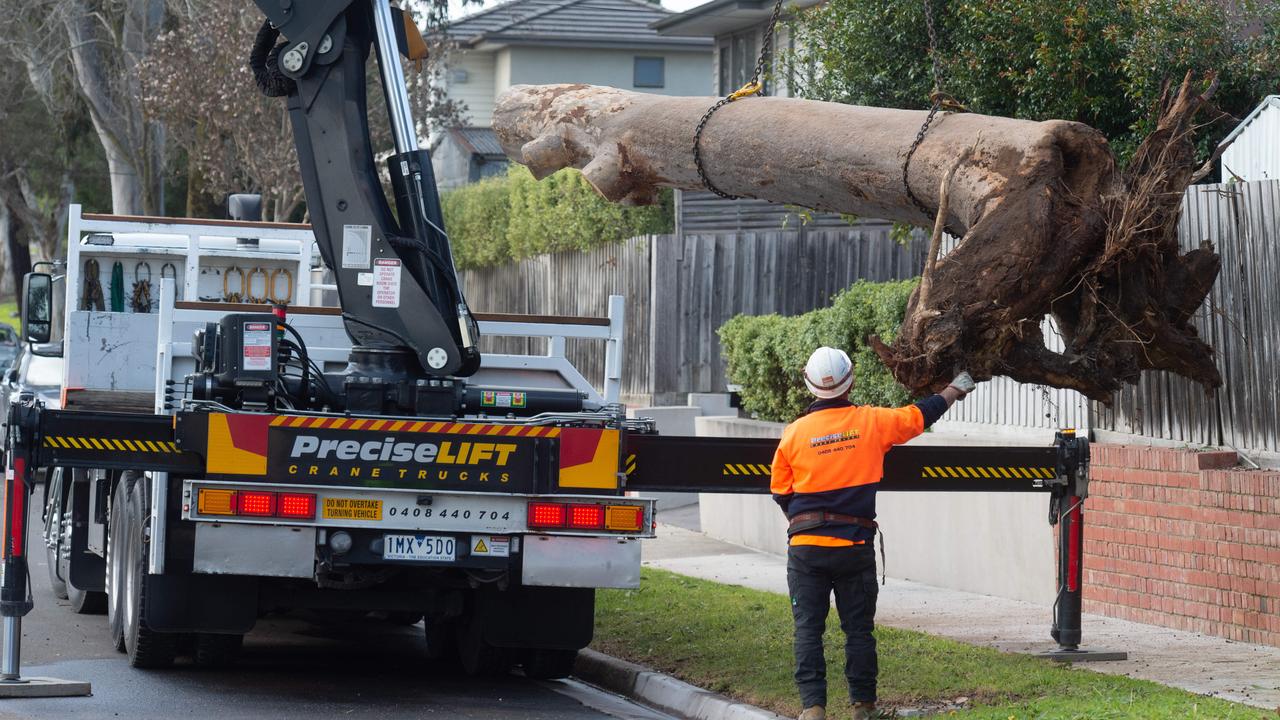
left=441, top=164, right=673, bottom=270
left=718, top=279, right=918, bottom=422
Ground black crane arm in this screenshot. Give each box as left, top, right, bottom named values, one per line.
left=251, top=0, right=480, bottom=377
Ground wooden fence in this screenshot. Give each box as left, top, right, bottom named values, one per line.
left=651, top=227, right=926, bottom=403
left=1092, top=180, right=1280, bottom=456
left=460, top=237, right=655, bottom=401
left=461, top=226, right=927, bottom=404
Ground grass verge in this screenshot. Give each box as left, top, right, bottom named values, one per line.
left=0, top=301, right=16, bottom=331
left=594, top=568, right=1268, bottom=719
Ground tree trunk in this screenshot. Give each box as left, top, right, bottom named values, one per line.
left=0, top=175, right=35, bottom=310
left=62, top=0, right=165, bottom=215
left=492, top=80, right=1221, bottom=402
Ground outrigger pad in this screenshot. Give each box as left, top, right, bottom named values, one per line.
left=0, top=677, right=92, bottom=697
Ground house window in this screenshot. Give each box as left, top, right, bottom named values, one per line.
left=634, top=57, right=665, bottom=88
left=718, top=30, right=766, bottom=95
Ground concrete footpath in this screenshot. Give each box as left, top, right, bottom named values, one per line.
left=642, top=523, right=1280, bottom=711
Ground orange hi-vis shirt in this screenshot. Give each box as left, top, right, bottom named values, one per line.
left=771, top=401, right=925, bottom=547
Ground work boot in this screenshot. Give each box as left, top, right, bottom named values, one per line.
left=850, top=701, right=876, bottom=720
left=797, top=706, right=826, bottom=720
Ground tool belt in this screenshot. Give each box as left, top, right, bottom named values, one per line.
left=787, top=511, right=887, bottom=585
left=787, top=511, right=877, bottom=536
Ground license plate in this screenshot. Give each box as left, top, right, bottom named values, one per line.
left=323, top=498, right=383, bottom=521
left=383, top=534, right=456, bottom=561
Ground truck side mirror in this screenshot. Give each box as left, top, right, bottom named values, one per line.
left=22, top=272, right=52, bottom=344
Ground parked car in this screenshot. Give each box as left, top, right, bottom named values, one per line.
left=1, top=345, right=63, bottom=445
left=0, top=326, right=19, bottom=371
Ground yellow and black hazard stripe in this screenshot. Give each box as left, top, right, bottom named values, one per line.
left=624, top=453, right=637, bottom=477
left=721, top=462, right=772, bottom=476
left=266, top=416, right=563, bottom=437
left=920, top=465, right=1056, bottom=480
left=42, top=435, right=181, bottom=453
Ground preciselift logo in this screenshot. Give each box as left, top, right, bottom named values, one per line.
left=809, top=430, right=860, bottom=448
left=289, top=435, right=517, bottom=466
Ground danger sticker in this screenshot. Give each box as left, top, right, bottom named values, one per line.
left=470, top=535, right=510, bottom=557
left=480, top=391, right=527, bottom=409
left=372, top=258, right=401, bottom=308
left=242, top=322, right=273, bottom=371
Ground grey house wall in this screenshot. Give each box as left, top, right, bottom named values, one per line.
left=504, top=46, right=711, bottom=96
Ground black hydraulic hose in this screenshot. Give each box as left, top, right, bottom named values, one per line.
left=250, top=20, right=296, bottom=98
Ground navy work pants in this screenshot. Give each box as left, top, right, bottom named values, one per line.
left=786, top=543, right=879, bottom=706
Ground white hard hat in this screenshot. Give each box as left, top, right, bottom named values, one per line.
left=803, top=346, right=854, bottom=399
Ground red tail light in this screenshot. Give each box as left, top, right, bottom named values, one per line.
left=568, top=504, right=605, bottom=530
left=236, top=490, right=277, bottom=517
left=527, top=501, right=567, bottom=528
left=278, top=492, right=316, bottom=520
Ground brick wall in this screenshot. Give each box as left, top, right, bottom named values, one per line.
left=1084, top=444, right=1280, bottom=646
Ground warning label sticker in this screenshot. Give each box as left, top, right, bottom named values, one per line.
left=480, top=391, right=527, bottom=409
left=372, top=258, right=401, bottom=308
left=342, top=225, right=371, bottom=269
left=242, top=321, right=272, bottom=371
left=322, top=498, right=383, bottom=521
left=470, top=535, right=510, bottom=557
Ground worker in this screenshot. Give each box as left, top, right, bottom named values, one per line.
left=771, top=346, right=974, bottom=720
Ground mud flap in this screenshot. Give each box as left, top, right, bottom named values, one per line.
left=477, top=586, right=594, bottom=650
left=144, top=574, right=259, bottom=634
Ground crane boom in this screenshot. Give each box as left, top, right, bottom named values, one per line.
left=251, top=0, right=480, bottom=378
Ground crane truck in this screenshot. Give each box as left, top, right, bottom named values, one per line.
left=0, top=0, right=1101, bottom=683
left=14, top=0, right=660, bottom=677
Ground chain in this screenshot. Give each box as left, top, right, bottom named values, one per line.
left=692, top=0, right=785, bottom=200
left=902, top=0, right=967, bottom=218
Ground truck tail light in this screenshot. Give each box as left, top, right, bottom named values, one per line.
left=278, top=492, right=316, bottom=520
left=527, top=501, right=566, bottom=529
left=605, top=505, right=644, bottom=532
left=197, top=488, right=236, bottom=516
left=568, top=504, right=605, bottom=530
left=235, top=490, right=277, bottom=517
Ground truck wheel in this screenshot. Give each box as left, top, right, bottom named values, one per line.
left=522, top=648, right=579, bottom=680
left=194, top=633, right=243, bottom=668
left=123, top=480, right=176, bottom=669
left=106, top=475, right=134, bottom=653
left=44, top=471, right=68, bottom=600
left=60, top=507, right=106, bottom=614
left=457, top=614, right=511, bottom=677
left=46, top=539, right=68, bottom=600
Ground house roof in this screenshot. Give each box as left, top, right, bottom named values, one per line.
left=447, top=0, right=712, bottom=50
left=653, top=0, right=823, bottom=37
left=449, top=127, right=506, bottom=158
left=1217, top=95, right=1280, bottom=149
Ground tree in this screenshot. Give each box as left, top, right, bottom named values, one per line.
left=0, top=41, right=109, bottom=295
left=783, top=0, right=1280, bottom=165
left=141, top=1, right=467, bottom=222
left=0, top=0, right=175, bottom=215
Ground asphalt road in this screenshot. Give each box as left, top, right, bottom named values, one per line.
left=3, top=486, right=674, bottom=720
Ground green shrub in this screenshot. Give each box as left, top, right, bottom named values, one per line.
left=442, top=164, right=673, bottom=269
left=718, top=279, right=918, bottom=422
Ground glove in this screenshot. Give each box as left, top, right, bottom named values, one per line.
left=948, top=371, right=976, bottom=397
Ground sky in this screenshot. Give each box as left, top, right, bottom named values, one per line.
left=445, top=0, right=712, bottom=20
